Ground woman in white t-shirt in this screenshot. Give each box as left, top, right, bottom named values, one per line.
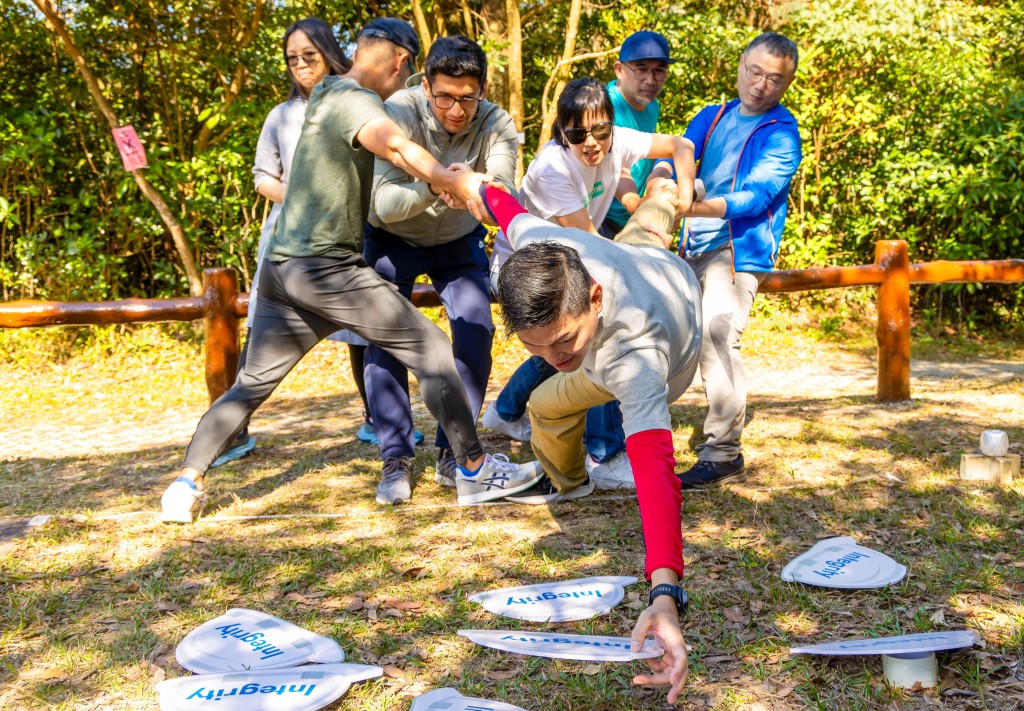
left=482, top=78, right=694, bottom=487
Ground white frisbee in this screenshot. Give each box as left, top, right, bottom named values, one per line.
left=175, top=608, right=345, bottom=674
left=410, top=687, right=529, bottom=711
left=458, top=629, right=661, bottom=662
left=155, top=663, right=382, bottom=711
left=468, top=576, right=637, bottom=622
left=791, top=630, right=979, bottom=657
left=781, top=536, right=907, bottom=588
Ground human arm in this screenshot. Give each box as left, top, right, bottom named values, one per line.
left=711, top=126, right=802, bottom=219
left=252, top=107, right=287, bottom=204
left=646, top=133, right=696, bottom=215
left=554, top=208, right=601, bottom=236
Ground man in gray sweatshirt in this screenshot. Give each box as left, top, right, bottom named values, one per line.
left=363, top=34, right=519, bottom=504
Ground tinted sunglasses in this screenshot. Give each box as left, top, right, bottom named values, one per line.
left=562, top=121, right=613, bottom=145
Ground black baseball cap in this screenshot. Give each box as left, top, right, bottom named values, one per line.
left=358, top=18, right=420, bottom=59
left=619, top=30, right=675, bottom=64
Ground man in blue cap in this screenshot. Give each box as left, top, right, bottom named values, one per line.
left=569, top=30, right=676, bottom=491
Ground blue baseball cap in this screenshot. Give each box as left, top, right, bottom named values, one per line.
left=619, top=31, right=675, bottom=64
left=358, top=18, right=420, bottom=59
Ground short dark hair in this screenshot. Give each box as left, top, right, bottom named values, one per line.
left=425, top=35, right=487, bottom=85
left=744, top=32, right=799, bottom=72
left=497, top=242, right=593, bottom=336
left=552, top=78, right=615, bottom=148
left=283, top=18, right=351, bottom=101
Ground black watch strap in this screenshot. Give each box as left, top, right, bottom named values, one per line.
left=649, top=584, right=689, bottom=615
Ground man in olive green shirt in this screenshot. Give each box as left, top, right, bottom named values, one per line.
left=160, top=19, right=542, bottom=524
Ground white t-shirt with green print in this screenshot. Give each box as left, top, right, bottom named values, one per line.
left=521, top=126, right=652, bottom=228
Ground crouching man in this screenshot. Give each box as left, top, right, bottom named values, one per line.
left=480, top=183, right=702, bottom=703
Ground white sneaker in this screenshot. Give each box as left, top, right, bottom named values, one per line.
left=505, top=473, right=596, bottom=504
left=481, top=401, right=532, bottom=442
left=456, top=454, right=543, bottom=505
left=160, top=477, right=207, bottom=523
left=585, top=451, right=635, bottom=490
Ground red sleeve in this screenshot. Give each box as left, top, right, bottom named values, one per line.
left=625, top=428, right=684, bottom=580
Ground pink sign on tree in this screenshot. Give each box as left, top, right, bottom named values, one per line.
left=112, top=126, right=148, bottom=171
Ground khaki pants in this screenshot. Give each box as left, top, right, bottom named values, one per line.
left=526, top=197, right=675, bottom=492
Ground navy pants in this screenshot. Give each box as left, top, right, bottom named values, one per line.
left=364, top=224, right=494, bottom=459
left=495, top=355, right=626, bottom=463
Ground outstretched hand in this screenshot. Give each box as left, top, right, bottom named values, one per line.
left=631, top=599, right=689, bottom=704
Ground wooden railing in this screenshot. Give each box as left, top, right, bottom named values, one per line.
left=2, top=241, right=1022, bottom=404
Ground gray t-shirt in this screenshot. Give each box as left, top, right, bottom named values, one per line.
left=507, top=214, right=703, bottom=436
left=268, top=76, right=389, bottom=260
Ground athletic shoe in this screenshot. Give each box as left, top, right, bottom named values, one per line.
left=376, top=456, right=414, bottom=505
left=481, top=401, right=532, bottom=442
left=504, top=473, right=596, bottom=505
left=456, top=454, right=543, bottom=506
left=434, top=448, right=458, bottom=488
left=357, top=422, right=424, bottom=446
left=678, top=454, right=746, bottom=490
left=160, top=476, right=207, bottom=523
left=585, top=451, right=635, bottom=490
left=209, top=433, right=256, bottom=469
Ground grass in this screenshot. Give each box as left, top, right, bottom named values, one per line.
left=1, top=310, right=1023, bottom=710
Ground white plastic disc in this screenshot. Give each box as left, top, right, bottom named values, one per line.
left=458, top=629, right=661, bottom=662
left=155, top=663, right=381, bottom=711
left=175, top=608, right=345, bottom=674
left=781, top=536, right=907, bottom=588
left=410, top=687, right=529, bottom=711
left=790, top=630, right=979, bottom=656
left=468, top=576, right=637, bottom=622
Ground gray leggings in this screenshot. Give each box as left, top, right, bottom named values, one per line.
left=183, top=256, right=484, bottom=472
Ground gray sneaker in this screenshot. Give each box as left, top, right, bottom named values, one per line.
left=505, top=473, right=595, bottom=504
left=434, top=448, right=458, bottom=487
left=456, top=454, right=543, bottom=505
left=376, top=456, right=414, bottom=505
left=481, top=401, right=532, bottom=442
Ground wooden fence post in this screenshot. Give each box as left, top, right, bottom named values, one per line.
left=203, top=268, right=240, bottom=404
left=875, top=240, right=911, bottom=402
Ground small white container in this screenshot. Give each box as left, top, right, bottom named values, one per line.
left=980, top=430, right=1009, bottom=457
left=882, top=651, right=939, bottom=688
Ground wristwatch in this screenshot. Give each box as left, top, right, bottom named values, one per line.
left=649, top=584, right=689, bottom=616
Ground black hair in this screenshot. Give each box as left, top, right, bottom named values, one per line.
left=283, top=18, right=351, bottom=100
left=497, top=242, right=593, bottom=336
left=551, top=78, right=615, bottom=148
left=425, top=35, right=487, bottom=85
left=744, top=32, right=799, bottom=72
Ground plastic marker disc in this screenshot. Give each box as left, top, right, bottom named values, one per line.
left=469, top=575, right=637, bottom=622
left=155, top=663, right=382, bottom=711
left=780, top=536, right=907, bottom=589
left=175, top=608, right=345, bottom=674
left=790, top=630, right=979, bottom=656
left=458, top=629, right=661, bottom=662
left=410, top=687, right=529, bottom=711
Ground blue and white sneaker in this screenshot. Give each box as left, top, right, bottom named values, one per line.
left=456, top=454, right=543, bottom=506
left=160, top=476, right=207, bottom=523
left=209, top=434, right=256, bottom=469
left=356, top=422, right=424, bottom=447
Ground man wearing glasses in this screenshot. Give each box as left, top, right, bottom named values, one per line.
left=363, top=35, right=520, bottom=504
left=674, top=32, right=802, bottom=489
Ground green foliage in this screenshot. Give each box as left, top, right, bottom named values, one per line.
left=1, top=0, right=1021, bottom=326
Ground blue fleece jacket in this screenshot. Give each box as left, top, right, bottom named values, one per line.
left=680, top=98, right=801, bottom=272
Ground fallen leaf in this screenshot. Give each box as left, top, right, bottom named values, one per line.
left=345, top=598, right=364, bottom=612
left=723, top=606, right=749, bottom=625
left=284, top=592, right=308, bottom=604
left=383, top=608, right=404, bottom=618
left=929, top=609, right=946, bottom=624
left=20, top=667, right=67, bottom=682
left=383, top=665, right=406, bottom=679
left=401, top=567, right=425, bottom=579
left=154, top=602, right=180, bottom=612
left=749, top=600, right=764, bottom=614
left=485, top=670, right=517, bottom=681
left=775, top=683, right=796, bottom=697
left=704, top=655, right=737, bottom=664
left=581, top=664, right=602, bottom=675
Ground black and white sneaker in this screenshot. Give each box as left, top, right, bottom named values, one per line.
left=504, top=473, right=595, bottom=505
left=678, top=455, right=746, bottom=490
left=456, top=454, right=543, bottom=506
left=434, top=448, right=458, bottom=488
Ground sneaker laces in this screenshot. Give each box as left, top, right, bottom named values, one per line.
left=484, top=453, right=528, bottom=479
left=381, top=457, right=412, bottom=483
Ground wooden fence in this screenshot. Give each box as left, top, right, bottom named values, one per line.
left=1, top=240, right=1022, bottom=404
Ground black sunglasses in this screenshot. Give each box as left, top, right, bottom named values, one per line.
left=562, top=121, right=613, bottom=145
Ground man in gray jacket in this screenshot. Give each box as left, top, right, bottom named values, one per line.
left=364, top=34, right=519, bottom=504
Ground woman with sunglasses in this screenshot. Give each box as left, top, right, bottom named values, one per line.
left=482, top=77, right=694, bottom=494
left=214, top=18, right=383, bottom=467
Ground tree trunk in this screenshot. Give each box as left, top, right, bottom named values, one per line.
left=537, top=0, right=583, bottom=150
left=32, top=0, right=203, bottom=297
left=505, top=0, right=525, bottom=184
left=411, top=0, right=434, bottom=52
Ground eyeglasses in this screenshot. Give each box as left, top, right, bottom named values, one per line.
left=742, top=56, right=786, bottom=90
left=429, top=91, right=483, bottom=111
left=621, top=63, right=668, bottom=81
left=286, top=51, right=320, bottom=67
left=562, top=121, right=613, bottom=145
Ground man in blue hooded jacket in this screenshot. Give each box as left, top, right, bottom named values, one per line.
left=675, top=32, right=802, bottom=488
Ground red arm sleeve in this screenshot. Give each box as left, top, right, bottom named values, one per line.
left=625, top=428, right=684, bottom=580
